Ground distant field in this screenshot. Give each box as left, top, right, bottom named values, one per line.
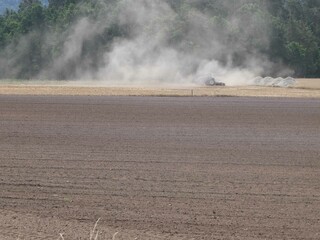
left=296, top=78, right=320, bottom=89
left=0, top=78, right=319, bottom=98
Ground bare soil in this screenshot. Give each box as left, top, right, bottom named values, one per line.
left=0, top=95, right=319, bottom=239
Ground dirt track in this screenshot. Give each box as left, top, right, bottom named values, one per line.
left=0, top=95, right=320, bottom=239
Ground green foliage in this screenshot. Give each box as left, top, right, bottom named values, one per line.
left=0, top=0, right=319, bottom=79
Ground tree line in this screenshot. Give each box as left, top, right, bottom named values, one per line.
left=0, top=0, right=319, bottom=79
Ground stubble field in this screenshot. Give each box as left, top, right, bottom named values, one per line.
left=0, top=78, right=319, bottom=98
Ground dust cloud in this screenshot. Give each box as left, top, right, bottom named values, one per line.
left=5, top=0, right=295, bottom=86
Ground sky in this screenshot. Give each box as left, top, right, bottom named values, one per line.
left=0, top=0, right=48, bottom=14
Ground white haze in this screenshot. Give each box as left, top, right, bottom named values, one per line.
left=38, top=0, right=293, bottom=86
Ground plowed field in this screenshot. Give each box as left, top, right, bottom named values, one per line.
left=0, top=96, right=319, bottom=239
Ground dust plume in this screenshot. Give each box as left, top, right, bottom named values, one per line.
left=3, top=0, right=295, bottom=86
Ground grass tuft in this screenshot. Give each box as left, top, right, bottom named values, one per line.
left=58, top=218, right=118, bottom=240
left=89, top=218, right=101, bottom=240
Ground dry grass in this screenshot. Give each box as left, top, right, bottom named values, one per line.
left=58, top=218, right=119, bottom=240
left=295, top=78, right=320, bottom=89
left=0, top=79, right=319, bottom=98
